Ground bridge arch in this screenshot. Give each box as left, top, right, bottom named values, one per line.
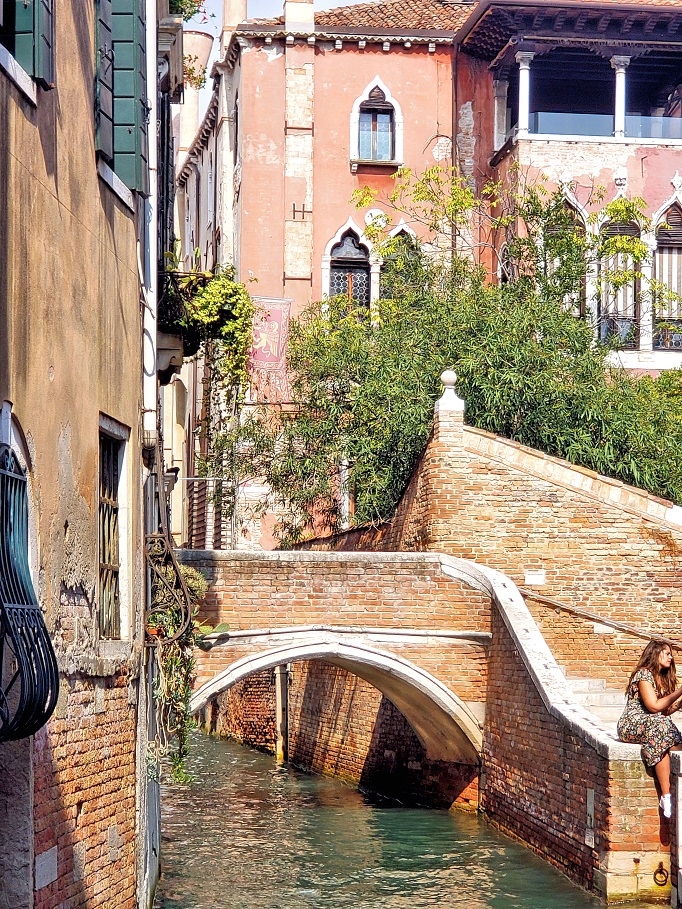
left=190, top=636, right=483, bottom=764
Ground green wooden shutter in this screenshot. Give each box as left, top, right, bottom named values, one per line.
left=112, top=0, right=149, bottom=194
left=95, top=0, right=114, bottom=162
left=14, top=0, right=54, bottom=87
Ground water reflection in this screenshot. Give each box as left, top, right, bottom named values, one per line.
left=155, top=732, right=658, bottom=909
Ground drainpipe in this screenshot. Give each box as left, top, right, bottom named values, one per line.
left=142, top=0, right=159, bottom=455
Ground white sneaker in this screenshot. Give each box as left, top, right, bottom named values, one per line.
left=660, top=794, right=672, bottom=819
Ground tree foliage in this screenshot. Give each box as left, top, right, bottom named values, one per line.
left=210, top=167, right=682, bottom=544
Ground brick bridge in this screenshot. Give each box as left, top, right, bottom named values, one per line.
left=181, top=547, right=667, bottom=905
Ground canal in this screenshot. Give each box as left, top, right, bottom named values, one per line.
left=154, top=732, right=659, bottom=909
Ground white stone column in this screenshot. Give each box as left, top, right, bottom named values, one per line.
left=516, top=52, right=534, bottom=138
left=493, top=79, right=509, bottom=150
left=611, top=56, right=630, bottom=139
left=639, top=235, right=656, bottom=351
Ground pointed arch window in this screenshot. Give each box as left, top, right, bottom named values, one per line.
left=359, top=87, right=395, bottom=162
left=654, top=203, right=682, bottom=348
left=329, top=231, right=370, bottom=307
left=598, top=221, right=640, bottom=349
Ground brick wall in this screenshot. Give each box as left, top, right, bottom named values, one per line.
left=191, top=551, right=491, bottom=711
left=299, top=405, right=682, bottom=680
left=485, top=607, right=666, bottom=900
left=32, top=672, right=138, bottom=909
left=210, top=673, right=277, bottom=751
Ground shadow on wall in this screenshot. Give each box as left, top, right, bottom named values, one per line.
left=288, top=661, right=479, bottom=810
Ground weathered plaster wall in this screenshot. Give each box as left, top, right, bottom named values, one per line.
left=0, top=5, right=145, bottom=906
left=237, top=39, right=454, bottom=317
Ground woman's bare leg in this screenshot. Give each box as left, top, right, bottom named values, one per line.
left=655, top=752, right=672, bottom=796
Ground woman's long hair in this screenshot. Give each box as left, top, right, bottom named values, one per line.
left=627, top=639, right=678, bottom=695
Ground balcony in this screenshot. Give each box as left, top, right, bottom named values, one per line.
left=529, top=112, right=614, bottom=138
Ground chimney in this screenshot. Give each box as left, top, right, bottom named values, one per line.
left=176, top=29, right=214, bottom=164
left=221, top=0, right=247, bottom=54
left=284, top=0, right=314, bottom=33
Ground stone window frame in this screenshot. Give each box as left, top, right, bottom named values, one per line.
left=98, top=413, right=132, bottom=643
left=349, top=77, right=404, bottom=170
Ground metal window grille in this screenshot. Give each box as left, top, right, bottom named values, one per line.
left=329, top=232, right=371, bottom=308
left=99, top=433, right=121, bottom=639
left=0, top=444, right=58, bottom=742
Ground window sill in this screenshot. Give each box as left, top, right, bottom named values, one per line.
left=350, top=159, right=402, bottom=174
left=97, top=159, right=135, bottom=212
left=0, top=45, right=37, bottom=105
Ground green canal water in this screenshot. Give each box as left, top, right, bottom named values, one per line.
left=155, top=732, right=660, bottom=909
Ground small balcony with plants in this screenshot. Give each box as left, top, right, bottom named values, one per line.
left=156, top=250, right=254, bottom=386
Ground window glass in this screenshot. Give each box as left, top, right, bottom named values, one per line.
left=376, top=112, right=392, bottom=160
left=359, top=111, right=373, bottom=159
left=99, top=433, right=121, bottom=640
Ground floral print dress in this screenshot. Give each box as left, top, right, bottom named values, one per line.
left=617, top=668, right=682, bottom=766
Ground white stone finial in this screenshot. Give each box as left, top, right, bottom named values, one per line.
left=436, top=370, right=465, bottom=414
left=673, top=171, right=682, bottom=193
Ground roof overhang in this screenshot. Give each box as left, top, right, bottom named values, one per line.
left=455, top=0, right=682, bottom=61
left=235, top=23, right=456, bottom=45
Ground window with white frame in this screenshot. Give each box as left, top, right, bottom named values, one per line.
left=329, top=231, right=371, bottom=307
left=359, top=87, right=395, bottom=162
left=350, top=79, right=403, bottom=166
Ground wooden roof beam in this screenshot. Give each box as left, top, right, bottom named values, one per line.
left=597, top=14, right=611, bottom=33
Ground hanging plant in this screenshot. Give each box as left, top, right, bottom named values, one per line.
left=159, top=251, right=254, bottom=367
left=183, top=53, right=207, bottom=90
left=169, top=0, right=208, bottom=21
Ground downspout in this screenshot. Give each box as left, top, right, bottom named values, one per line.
left=138, top=3, right=160, bottom=907
left=142, top=0, right=159, bottom=455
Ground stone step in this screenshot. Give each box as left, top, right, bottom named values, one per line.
left=586, top=705, right=624, bottom=723
left=572, top=690, right=625, bottom=708
left=565, top=676, right=607, bottom=692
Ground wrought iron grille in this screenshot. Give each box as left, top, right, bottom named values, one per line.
left=0, top=444, right=58, bottom=742
left=99, top=434, right=121, bottom=640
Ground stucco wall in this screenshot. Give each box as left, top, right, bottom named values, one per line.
left=236, top=39, right=454, bottom=317
left=0, top=6, right=145, bottom=906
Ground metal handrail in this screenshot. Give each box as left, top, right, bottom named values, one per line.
left=519, top=586, right=682, bottom=651
left=143, top=443, right=193, bottom=646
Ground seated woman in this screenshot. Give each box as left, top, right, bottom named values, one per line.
left=618, top=639, right=682, bottom=818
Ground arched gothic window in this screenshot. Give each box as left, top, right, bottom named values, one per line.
left=654, top=203, right=682, bottom=348
left=359, top=87, right=395, bottom=162
left=598, top=221, right=640, bottom=348
left=329, top=231, right=370, bottom=307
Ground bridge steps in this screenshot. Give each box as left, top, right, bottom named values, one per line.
left=564, top=675, right=625, bottom=736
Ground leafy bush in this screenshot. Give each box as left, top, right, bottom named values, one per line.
left=209, top=168, right=682, bottom=543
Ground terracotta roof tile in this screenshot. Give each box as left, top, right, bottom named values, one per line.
left=315, top=0, right=475, bottom=31
left=243, top=0, right=682, bottom=34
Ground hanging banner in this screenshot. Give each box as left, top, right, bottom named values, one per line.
left=248, top=297, right=292, bottom=402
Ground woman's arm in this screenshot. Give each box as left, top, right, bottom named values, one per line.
left=638, top=679, right=682, bottom=714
